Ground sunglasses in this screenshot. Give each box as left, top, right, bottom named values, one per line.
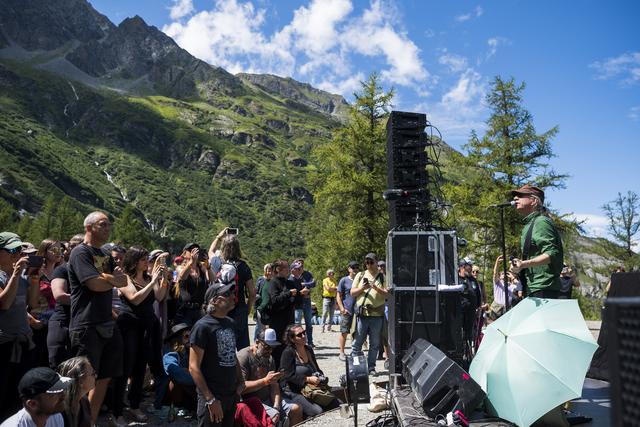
left=365, top=260, right=375, bottom=265
left=1, top=247, right=21, bottom=254
left=48, top=247, right=63, bottom=254
left=295, top=331, right=306, bottom=338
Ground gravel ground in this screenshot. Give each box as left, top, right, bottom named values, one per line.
left=97, top=322, right=390, bottom=427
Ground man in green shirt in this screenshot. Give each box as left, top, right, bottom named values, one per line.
left=510, top=185, right=564, bottom=298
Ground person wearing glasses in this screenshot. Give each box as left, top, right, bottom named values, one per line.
left=509, top=185, right=564, bottom=298
left=336, top=261, right=359, bottom=362
left=189, top=269, right=244, bottom=427
left=350, top=253, right=388, bottom=375
left=238, top=328, right=302, bottom=426
left=280, top=324, right=339, bottom=417
left=0, top=232, right=39, bottom=420
left=57, top=356, right=96, bottom=427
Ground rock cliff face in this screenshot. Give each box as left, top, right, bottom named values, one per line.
left=238, top=73, right=349, bottom=120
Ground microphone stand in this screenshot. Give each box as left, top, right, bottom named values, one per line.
left=498, top=205, right=510, bottom=312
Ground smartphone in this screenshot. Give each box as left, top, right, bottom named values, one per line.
left=227, top=228, right=238, bottom=235
left=27, top=255, right=44, bottom=269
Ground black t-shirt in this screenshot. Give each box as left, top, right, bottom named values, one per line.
left=49, top=263, right=71, bottom=324
left=69, top=243, right=113, bottom=330
left=119, top=284, right=156, bottom=321
left=177, top=270, right=208, bottom=306
left=190, top=315, right=237, bottom=396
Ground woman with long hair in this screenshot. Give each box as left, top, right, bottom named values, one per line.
left=31, top=239, right=64, bottom=367
left=280, top=324, right=339, bottom=418
left=112, top=246, right=167, bottom=424
left=218, top=234, right=255, bottom=349
left=57, top=356, right=95, bottom=427
left=173, top=243, right=211, bottom=327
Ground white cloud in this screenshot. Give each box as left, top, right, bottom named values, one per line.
left=486, top=37, right=510, bottom=60
left=455, top=6, right=483, bottom=23
left=169, top=0, right=194, bottom=20
left=315, top=72, right=365, bottom=96
left=162, top=0, right=429, bottom=95
left=629, top=106, right=640, bottom=122
left=590, top=51, right=640, bottom=85
left=438, top=51, right=468, bottom=73
left=569, top=213, right=610, bottom=238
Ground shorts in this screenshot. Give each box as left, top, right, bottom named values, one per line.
left=70, top=324, right=123, bottom=379
left=340, top=312, right=354, bottom=334
left=262, top=398, right=297, bottom=419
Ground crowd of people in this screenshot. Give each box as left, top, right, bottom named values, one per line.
left=0, top=212, right=393, bottom=427
left=0, top=183, right=586, bottom=427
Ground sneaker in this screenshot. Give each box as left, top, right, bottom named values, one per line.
left=338, top=353, right=346, bottom=361
left=126, top=408, right=148, bottom=422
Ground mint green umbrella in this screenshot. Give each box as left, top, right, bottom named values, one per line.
left=469, top=297, right=597, bottom=427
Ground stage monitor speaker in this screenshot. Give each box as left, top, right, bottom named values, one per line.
left=605, top=296, right=640, bottom=427
left=402, top=338, right=485, bottom=419
left=588, top=272, right=640, bottom=381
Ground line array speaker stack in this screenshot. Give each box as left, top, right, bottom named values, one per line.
left=386, top=111, right=431, bottom=229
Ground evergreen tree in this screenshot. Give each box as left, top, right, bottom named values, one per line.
left=28, top=195, right=57, bottom=243
left=305, top=73, right=394, bottom=272
left=55, top=196, right=84, bottom=240
left=0, top=199, right=18, bottom=231
left=602, top=190, right=639, bottom=258
left=113, top=204, right=152, bottom=248
left=443, top=76, right=571, bottom=265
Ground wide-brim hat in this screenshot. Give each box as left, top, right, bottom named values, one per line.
left=165, top=323, right=190, bottom=343
left=204, top=282, right=235, bottom=302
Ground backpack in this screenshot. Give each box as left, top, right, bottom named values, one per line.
left=218, top=261, right=240, bottom=304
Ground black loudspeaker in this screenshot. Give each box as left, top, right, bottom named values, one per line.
left=402, top=338, right=485, bottom=419
left=605, top=296, right=640, bottom=427
left=346, top=351, right=370, bottom=403
left=588, top=272, right=640, bottom=381
left=386, top=111, right=431, bottom=228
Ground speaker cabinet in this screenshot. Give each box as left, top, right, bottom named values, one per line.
left=402, top=338, right=485, bottom=418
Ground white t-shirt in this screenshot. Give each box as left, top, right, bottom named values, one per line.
left=0, top=409, right=64, bottom=427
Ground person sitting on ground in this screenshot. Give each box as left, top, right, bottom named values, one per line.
left=321, top=269, right=337, bottom=333
left=161, top=323, right=196, bottom=411
left=280, top=324, right=340, bottom=418
left=310, top=302, right=321, bottom=325
left=238, top=328, right=302, bottom=426
left=57, top=356, right=95, bottom=427
left=1, top=367, right=71, bottom=427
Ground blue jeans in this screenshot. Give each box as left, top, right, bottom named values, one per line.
left=351, top=316, right=383, bottom=371
left=294, top=298, right=314, bottom=345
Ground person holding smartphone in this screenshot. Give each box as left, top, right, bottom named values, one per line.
left=237, top=328, right=302, bottom=426
left=0, top=232, right=39, bottom=420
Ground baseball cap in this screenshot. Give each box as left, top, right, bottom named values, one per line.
left=258, top=328, right=281, bottom=347
left=365, top=252, right=377, bottom=261
left=348, top=261, right=359, bottom=269
left=510, top=184, right=545, bottom=203
left=18, top=367, right=72, bottom=399
left=204, top=282, right=236, bottom=302
left=0, top=232, right=23, bottom=251
left=458, top=257, right=473, bottom=267
left=183, top=242, right=200, bottom=252
left=21, top=242, right=38, bottom=254
left=290, top=260, right=302, bottom=269
left=377, top=260, right=386, bottom=268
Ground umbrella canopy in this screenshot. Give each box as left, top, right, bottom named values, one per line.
left=469, top=297, right=597, bottom=427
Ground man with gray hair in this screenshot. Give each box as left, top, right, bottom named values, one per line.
left=509, top=185, right=564, bottom=298
left=68, top=211, right=127, bottom=424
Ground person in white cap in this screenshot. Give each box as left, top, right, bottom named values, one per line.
left=237, top=328, right=302, bottom=426
left=1, top=366, right=72, bottom=427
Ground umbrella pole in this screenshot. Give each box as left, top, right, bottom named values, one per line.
left=499, top=206, right=510, bottom=312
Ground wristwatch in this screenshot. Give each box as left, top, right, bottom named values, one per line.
left=205, top=396, right=217, bottom=406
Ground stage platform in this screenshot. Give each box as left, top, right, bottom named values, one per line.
left=391, top=378, right=610, bottom=427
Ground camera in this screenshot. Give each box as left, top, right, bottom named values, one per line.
left=227, top=228, right=238, bottom=235
left=312, top=372, right=329, bottom=386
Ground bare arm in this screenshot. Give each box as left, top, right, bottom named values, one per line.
left=189, top=345, right=214, bottom=401
left=0, top=257, right=28, bottom=310
left=119, top=277, right=156, bottom=306
left=208, top=228, right=228, bottom=258
left=493, top=256, right=503, bottom=284
left=246, top=279, right=255, bottom=314
left=51, top=278, right=70, bottom=305
left=336, top=287, right=345, bottom=313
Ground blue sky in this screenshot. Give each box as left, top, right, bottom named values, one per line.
left=91, top=0, right=639, bottom=241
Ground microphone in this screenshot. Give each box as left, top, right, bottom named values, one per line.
left=383, top=188, right=426, bottom=201
left=489, top=201, right=516, bottom=208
